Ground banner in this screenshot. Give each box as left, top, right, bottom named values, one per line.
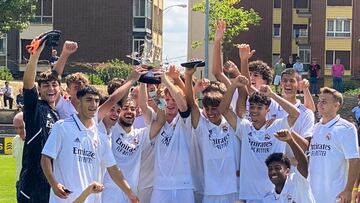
left=0, top=136, right=14, bottom=155
left=0, top=137, right=4, bottom=154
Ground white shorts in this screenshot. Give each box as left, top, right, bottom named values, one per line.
left=150, top=189, right=194, bottom=203
left=139, top=187, right=153, bottom=203
left=203, top=193, right=239, bottom=203
left=102, top=185, right=130, bottom=203
left=273, top=75, right=281, bottom=85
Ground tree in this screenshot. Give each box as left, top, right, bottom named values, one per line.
left=192, top=0, right=261, bottom=54
left=0, top=0, right=36, bottom=33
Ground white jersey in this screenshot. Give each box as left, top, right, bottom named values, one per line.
left=263, top=169, right=316, bottom=203
left=42, top=115, right=116, bottom=203
left=231, top=91, right=279, bottom=121
left=56, top=96, right=77, bottom=119
left=153, top=114, right=193, bottom=190
left=236, top=117, right=290, bottom=200
left=193, top=115, right=238, bottom=195
left=103, top=123, right=150, bottom=190
left=309, top=115, right=360, bottom=203
left=134, top=109, right=156, bottom=129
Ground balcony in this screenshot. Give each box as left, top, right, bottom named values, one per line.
left=296, top=9, right=311, bottom=18
left=295, top=36, right=310, bottom=46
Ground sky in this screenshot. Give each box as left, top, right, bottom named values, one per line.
left=162, top=0, right=188, bottom=66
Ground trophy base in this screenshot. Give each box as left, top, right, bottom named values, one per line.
left=138, top=75, right=161, bottom=84
left=181, top=60, right=205, bottom=69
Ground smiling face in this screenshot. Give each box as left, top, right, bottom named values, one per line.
left=103, top=104, right=121, bottom=128
left=317, top=93, right=340, bottom=117
left=78, top=94, right=100, bottom=119
left=39, top=80, right=61, bottom=106
left=280, top=73, right=298, bottom=97
left=250, top=71, right=266, bottom=90
left=249, top=103, right=269, bottom=123
left=267, top=161, right=289, bottom=186
left=119, top=100, right=137, bottom=127
left=67, top=82, right=85, bottom=102
left=164, top=92, right=178, bottom=119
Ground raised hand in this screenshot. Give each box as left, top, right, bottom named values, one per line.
left=167, top=64, right=180, bottom=79
left=232, top=75, right=249, bottom=87
left=214, top=20, right=226, bottom=42
left=184, top=66, right=197, bottom=76
left=129, top=66, right=148, bottom=81
left=259, top=85, right=274, bottom=97
left=237, top=44, right=256, bottom=61
left=274, top=130, right=292, bottom=142
left=223, top=60, right=240, bottom=77
left=61, top=41, right=78, bottom=55
left=298, top=79, right=309, bottom=91
left=194, top=78, right=210, bottom=93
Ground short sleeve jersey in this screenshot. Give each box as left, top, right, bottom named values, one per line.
left=56, top=96, right=77, bottom=119
left=309, top=115, right=360, bottom=203
left=236, top=117, right=290, bottom=200
left=42, top=115, right=116, bottom=203
left=153, top=114, right=194, bottom=190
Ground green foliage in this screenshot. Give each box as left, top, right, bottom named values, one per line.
left=94, top=59, right=132, bottom=83
left=0, top=67, right=14, bottom=81
left=0, top=0, right=37, bottom=33
left=343, top=79, right=360, bottom=93
left=192, top=0, right=261, bottom=49
left=344, top=88, right=360, bottom=96
left=86, top=74, right=104, bottom=85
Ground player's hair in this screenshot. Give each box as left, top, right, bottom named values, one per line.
left=121, top=98, right=136, bottom=108
left=202, top=91, right=223, bottom=107
left=65, top=72, right=89, bottom=87
left=107, top=78, right=125, bottom=95
left=249, top=60, right=273, bottom=85
left=281, top=68, right=301, bottom=81
left=202, top=81, right=227, bottom=95
left=37, top=70, right=61, bottom=87
left=248, top=92, right=271, bottom=107
left=320, top=87, right=343, bottom=106
left=76, top=85, right=101, bottom=99
left=265, top=153, right=291, bottom=169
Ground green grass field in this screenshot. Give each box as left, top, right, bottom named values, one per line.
left=0, top=155, right=16, bottom=203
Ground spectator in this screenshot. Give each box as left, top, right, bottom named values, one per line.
left=332, top=58, right=345, bottom=93
left=273, top=57, right=286, bottom=95
left=293, top=57, right=304, bottom=77
left=49, top=49, right=59, bottom=67
left=2, top=81, right=14, bottom=109
left=352, top=100, right=360, bottom=126
left=16, top=88, right=24, bottom=109
left=12, top=112, right=26, bottom=198
left=286, top=55, right=294, bottom=69
left=308, top=57, right=321, bottom=96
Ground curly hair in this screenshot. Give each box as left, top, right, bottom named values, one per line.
left=248, top=92, right=271, bottom=107
left=202, top=81, right=227, bottom=95
left=37, top=70, right=61, bottom=87
left=65, top=72, right=89, bottom=87
left=107, top=78, right=126, bottom=95
left=249, top=60, right=273, bottom=85
left=265, top=153, right=291, bottom=169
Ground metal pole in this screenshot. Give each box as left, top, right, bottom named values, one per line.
left=204, top=0, right=210, bottom=79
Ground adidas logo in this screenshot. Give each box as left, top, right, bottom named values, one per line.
left=74, top=138, right=81, bottom=143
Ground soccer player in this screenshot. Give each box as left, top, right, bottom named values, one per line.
left=309, top=87, right=360, bottom=203
left=41, top=86, right=139, bottom=203
left=263, top=130, right=316, bottom=202
left=17, top=42, right=61, bottom=203
left=185, top=67, right=247, bottom=203
left=219, top=78, right=300, bottom=202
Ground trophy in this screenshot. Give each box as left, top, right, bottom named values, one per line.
left=127, top=39, right=162, bottom=84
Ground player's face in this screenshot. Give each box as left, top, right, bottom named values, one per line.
left=67, top=82, right=84, bottom=101
left=119, top=101, right=137, bottom=127
left=249, top=103, right=269, bottom=122
left=317, top=93, right=340, bottom=116
left=204, top=105, right=222, bottom=125
left=79, top=94, right=100, bottom=119
left=250, top=71, right=266, bottom=90
left=164, top=93, right=178, bottom=117
left=280, top=74, right=298, bottom=96
left=39, top=80, right=61, bottom=104
left=103, top=104, right=121, bottom=128
left=267, top=161, right=289, bottom=186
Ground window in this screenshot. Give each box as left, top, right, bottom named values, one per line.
left=293, top=24, right=308, bottom=37
left=326, top=50, right=351, bottom=70
left=327, top=0, right=352, bottom=6
left=298, top=49, right=311, bottom=64
left=274, top=0, right=281, bottom=8
left=326, top=19, right=351, bottom=37
left=294, top=0, right=308, bottom=8
left=0, top=34, right=7, bottom=67
left=133, top=0, right=152, bottom=30
left=133, top=39, right=145, bottom=55
left=32, top=0, right=53, bottom=24
left=273, top=24, right=280, bottom=37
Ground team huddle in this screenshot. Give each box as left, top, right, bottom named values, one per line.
left=16, top=22, right=360, bottom=203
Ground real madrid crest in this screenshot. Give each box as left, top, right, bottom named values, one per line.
left=325, top=133, right=331, bottom=141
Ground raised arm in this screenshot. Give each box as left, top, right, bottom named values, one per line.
left=212, top=20, right=231, bottom=87
left=97, top=67, right=147, bottom=121
left=235, top=85, right=248, bottom=119
left=238, top=44, right=255, bottom=92
left=52, top=41, right=78, bottom=76
left=161, top=73, right=188, bottom=112
left=219, top=75, right=249, bottom=130
left=299, top=79, right=316, bottom=112
left=167, top=65, right=186, bottom=94
left=149, top=109, right=166, bottom=139
left=184, top=67, right=200, bottom=128
left=274, top=130, right=308, bottom=178
left=23, top=43, right=45, bottom=89
left=138, top=83, right=155, bottom=124
left=260, top=85, right=300, bottom=127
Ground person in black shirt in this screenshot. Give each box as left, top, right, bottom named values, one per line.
left=16, top=88, right=24, bottom=110
left=17, top=41, right=61, bottom=203
left=308, top=57, right=321, bottom=96
left=49, top=49, right=59, bottom=68
left=286, top=55, right=294, bottom=69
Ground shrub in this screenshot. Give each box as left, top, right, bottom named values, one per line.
left=0, top=67, right=14, bottom=81
left=87, top=74, right=104, bottom=85
left=343, top=79, right=360, bottom=92
left=94, top=59, right=132, bottom=82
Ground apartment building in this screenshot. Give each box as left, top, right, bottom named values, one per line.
left=188, top=0, right=360, bottom=79
left=1, top=0, right=163, bottom=74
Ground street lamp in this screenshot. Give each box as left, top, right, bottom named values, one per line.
left=163, top=4, right=187, bottom=15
